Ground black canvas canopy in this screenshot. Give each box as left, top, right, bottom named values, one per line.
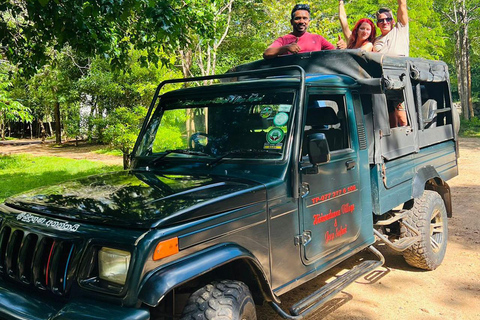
left=231, top=50, right=450, bottom=91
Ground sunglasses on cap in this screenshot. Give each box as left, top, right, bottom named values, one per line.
left=377, top=17, right=393, bottom=24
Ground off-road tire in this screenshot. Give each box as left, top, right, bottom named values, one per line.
left=401, top=190, right=448, bottom=270
left=181, top=280, right=256, bottom=320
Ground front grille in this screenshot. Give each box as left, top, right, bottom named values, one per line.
left=0, top=226, right=77, bottom=296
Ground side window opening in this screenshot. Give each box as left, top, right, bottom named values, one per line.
left=303, top=94, right=349, bottom=156
left=413, top=82, right=451, bottom=130
left=385, top=89, right=410, bottom=129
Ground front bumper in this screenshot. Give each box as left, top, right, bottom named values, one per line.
left=0, top=278, right=150, bottom=320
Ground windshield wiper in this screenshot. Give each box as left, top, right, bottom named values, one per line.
left=148, top=149, right=211, bottom=166
left=207, top=149, right=282, bottom=168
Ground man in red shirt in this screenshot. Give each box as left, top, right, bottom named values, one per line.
left=263, top=4, right=335, bottom=59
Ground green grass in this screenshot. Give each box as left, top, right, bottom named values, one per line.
left=459, top=117, right=480, bottom=138
left=94, top=148, right=123, bottom=156
left=0, top=154, right=122, bottom=203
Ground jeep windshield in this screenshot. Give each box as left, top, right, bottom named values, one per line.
left=135, top=88, right=296, bottom=165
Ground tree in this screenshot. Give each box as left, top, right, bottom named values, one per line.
left=0, top=0, right=224, bottom=75
left=177, top=0, right=237, bottom=79
left=103, top=106, right=146, bottom=169
left=436, top=0, right=479, bottom=119
left=25, top=47, right=83, bottom=143
left=77, top=50, right=182, bottom=167
left=218, top=1, right=277, bottom=68
left=0, top=62, right=33, bottom=140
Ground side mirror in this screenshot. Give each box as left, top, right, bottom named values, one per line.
left=308, top=133, right=330, bottom=165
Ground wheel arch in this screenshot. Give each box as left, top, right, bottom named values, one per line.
left=138, top=242, right=278, bottom=308
left=412, top=165, right=452, bottom=217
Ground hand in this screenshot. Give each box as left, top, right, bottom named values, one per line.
left=336, top=35, right=347, bottom=50
left=286, top=37, right=301, bottom=54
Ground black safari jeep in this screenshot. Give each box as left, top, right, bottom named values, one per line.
left=0, top=51, right=459, bottom=319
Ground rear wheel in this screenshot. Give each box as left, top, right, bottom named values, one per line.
left=401, top=190, right=448, bottom=270
left=181, top=280, right=256, bottom=320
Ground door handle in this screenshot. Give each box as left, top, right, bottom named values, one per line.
left=345, top=160, right=356, bottom=170
left=300, top=182, right=310, bottom=198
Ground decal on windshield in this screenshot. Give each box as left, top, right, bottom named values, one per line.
left=266, top=128, right=285, bottom=144
left=273, top=112, right=289, bottom=126
left=260, top=107, right=273, bottom=118
left=16, top=212, right=80, bottom=232
left=278, top=104, right=292, bottom=112
left=264, top=143, right=283, bottom=150
left=179, top=93, right=266, bottom=107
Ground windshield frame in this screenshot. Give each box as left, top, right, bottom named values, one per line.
left=133, top=81, right=301, bottom=167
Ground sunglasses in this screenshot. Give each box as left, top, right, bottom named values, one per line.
left=377, top=17, right=393, bottom=24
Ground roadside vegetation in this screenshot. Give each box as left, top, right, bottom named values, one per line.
left=1, top=0, right=479, bottom=168
left=0, top=154, right=121, bottom=202
left=460, top=117, right=480, bottom=138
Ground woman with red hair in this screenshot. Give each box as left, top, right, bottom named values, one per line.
left=338, top=0, right=376, bottom=51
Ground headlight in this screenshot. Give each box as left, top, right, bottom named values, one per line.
left=98, top=247, right=131, bottom=285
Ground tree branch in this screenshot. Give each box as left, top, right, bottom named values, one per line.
left=215, top=1, right=233, bottom=51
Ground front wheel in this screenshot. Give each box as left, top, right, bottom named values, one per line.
left=181, top=280, right=256, bottom=320
left=401, top=190, right=448, bottom=270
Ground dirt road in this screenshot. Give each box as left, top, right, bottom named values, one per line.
left=1, top=138, right=479, bottom=319
left=0, top=140, right=122, bottom=166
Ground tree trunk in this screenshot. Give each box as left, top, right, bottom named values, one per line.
left=122, top=147, right=131, bottom=169
left=88, top=99, right=96, bottom=141
left=54, top=101, right=62, bottom=144
left=449, top=0, right=474, bottom=120
left=39, top=120, right=46, bottom=143
left=179, top=49, right=193, bottom=80
left=466, top=38, right=474, bottom=118
left=455, top=28, right=469, bottom=120
left=0, top=112, right=4, bottom=141
left=460, top=18, right=470, bottom=119
left=453, top=29, right=463, bottom=116
left=0, top=112, right=5, bottom=141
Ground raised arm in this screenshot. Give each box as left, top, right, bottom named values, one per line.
left=397, top=0, right=408, bottom=25
left=338, top=0, right=352, bottom=42
left=339, top=0, right=351, bottom=40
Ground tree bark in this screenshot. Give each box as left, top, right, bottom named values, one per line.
left=122, top=147, right=131, bottom=169
left=0, top=112, right=5, bottom=141
left=54, top=101, right=62, bottom=144
left=466, top=37, right=474, bottom=118
left=446, top=0, right=475, bottom=120
left=39, top=120, right=46, bottom=143
left=48, top=121, right=53, bottom=137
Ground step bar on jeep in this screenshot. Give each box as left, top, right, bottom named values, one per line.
left=373, top=210, right=421, bottom=252
left=269, top=246, right=384, bottom=319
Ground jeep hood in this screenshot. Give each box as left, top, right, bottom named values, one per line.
left=5, top=171, right=266, bottom=229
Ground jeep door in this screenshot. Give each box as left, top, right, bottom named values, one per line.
left=299, top=92, right=364, bottom=264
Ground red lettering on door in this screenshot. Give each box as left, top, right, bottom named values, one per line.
left=324, top=224, right=348, bottom=243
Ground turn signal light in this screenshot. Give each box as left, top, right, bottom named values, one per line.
left=153, top=237, right=179, bottom=261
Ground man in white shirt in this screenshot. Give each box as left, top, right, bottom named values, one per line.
left=373, top=0, right=409, bottom=56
